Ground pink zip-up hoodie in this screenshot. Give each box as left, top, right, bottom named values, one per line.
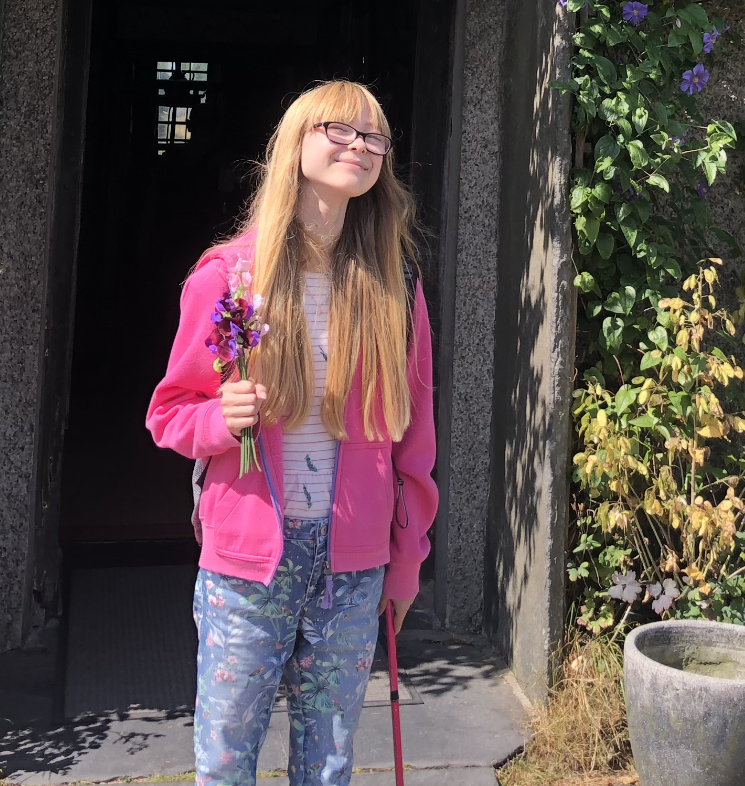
left=145, top=232, right=438, bottom=600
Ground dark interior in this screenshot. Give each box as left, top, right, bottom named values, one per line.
left=60, top=0, right=443, bottom=582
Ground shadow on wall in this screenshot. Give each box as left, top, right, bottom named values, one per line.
left=484, top=0, right=573, bottom=700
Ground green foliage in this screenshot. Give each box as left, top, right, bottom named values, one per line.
left=554, top=1, right=745, bottom=636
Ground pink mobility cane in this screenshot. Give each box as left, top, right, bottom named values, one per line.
left=385, top=600, right=405, bottom=786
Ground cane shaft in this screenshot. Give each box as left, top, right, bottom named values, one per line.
left=386, top=600, right=405, bottom=786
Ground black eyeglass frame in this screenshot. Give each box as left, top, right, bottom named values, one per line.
left=312, top=121, right=392, bottom=156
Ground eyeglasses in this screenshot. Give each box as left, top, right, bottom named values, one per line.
left=313, top=121, right=392, bottom=156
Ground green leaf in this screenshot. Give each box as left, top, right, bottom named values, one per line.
left=653, top=102, right=669, bottom=126
left=617, top=118, right=633, bottom=138
left=621, top=221, right=638, bottom=249
left=571, top=185, right=590, bottom=210
left=714, top=120, right=737, bottom=140
left=584, top=216, right=600, bottom=245
left=574, top=271, right=601, bottom=296
left=711, top=347, right=728, bottom=362
left=604, top=286, right=636, bottom=315
left=685, top=4, right=708, bottom=28
left=641, top=351, right=662, bottom=370
left=688, top=29, right=704, bottom=56
left=662, top=257, right=682, bottom=278
left=595, top=135, right=621, bottom=161
left=647, top=326, right=668, bottom=351
left=633, top=107, right=649, bottom=133
left=616, top=202, right=633, bottom=222
left=647, top=174, right=670, bottom=192
left=593, top=182, right=613, bottom=203
left=615, top=385, right=638, bottom=416
left=602, top=316, right=625, bottom=351
left=704, top=160, right=718, bottom=185
left=627, top=140, right=650, bottom=168
left=629, top=415, right=656, bottom=428
left=567, top=0, right=586, bottom=10
left=596, top=233, right=615, bottom=260
left=595, top=56, right=618, bottom=85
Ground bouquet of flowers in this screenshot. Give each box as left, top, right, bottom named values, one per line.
left=205, top=256, right=269, bottom=477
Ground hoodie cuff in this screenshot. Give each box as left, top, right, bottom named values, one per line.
left=382, top=562, right=421, bottom=601
left=201, top=397, right=244, bottom=455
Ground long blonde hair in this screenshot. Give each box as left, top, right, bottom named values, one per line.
left=215, top=80, right=419, bottom=442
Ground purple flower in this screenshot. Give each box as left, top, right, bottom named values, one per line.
left=217, top=339, right=238, bottom=363
left=622, top=2, right=648, bottom=26
left=248, top=331, right=261, bottom=348
left=558, top=0, right=566, bottom=6
left=703, top=27, right=719, bottom=54
left=648, top=579, right=680, bottom=615
left=680, top=64, right=710, bottom=95
left=697, top=183, right=710, bottom=198
left=609, top=571, right=643, bottom=603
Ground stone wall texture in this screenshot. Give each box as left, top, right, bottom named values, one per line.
left=0, top=0, right=61, bottom=649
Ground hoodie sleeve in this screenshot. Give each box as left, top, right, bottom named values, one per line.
left=145, top=256, right=242, bottom=459
left=382, top=279, right=439, bottom=600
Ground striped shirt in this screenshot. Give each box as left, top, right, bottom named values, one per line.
left=282, top=271, right=337, bottom=518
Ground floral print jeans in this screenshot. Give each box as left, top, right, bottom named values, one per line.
left=192, top=515, right=385, bottom=786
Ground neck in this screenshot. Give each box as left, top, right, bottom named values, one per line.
left=297, top=180, right=348, bottom=247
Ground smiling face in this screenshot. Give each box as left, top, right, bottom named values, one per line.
left=299, top=106, right=385, bottom=200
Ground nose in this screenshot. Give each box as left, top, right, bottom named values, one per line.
left=347, top=134, right=367, bottom=153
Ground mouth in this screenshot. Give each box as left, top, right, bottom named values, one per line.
left=336, top=159, right=368, bottom=171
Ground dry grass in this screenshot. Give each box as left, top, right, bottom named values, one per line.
left=497, top=635, right=634, bottom=786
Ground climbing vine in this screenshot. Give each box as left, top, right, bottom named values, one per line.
left=553, top=0, right=745, bottom=633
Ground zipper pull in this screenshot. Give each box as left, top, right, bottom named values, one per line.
left=392, top=459, right=409, bottom=529
left=321, top=562, right=334, bottom=609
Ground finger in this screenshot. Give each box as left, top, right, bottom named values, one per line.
left=232, top=379, right=257, bottom=393
left=228, top=416, right=259, bottom=431
left=254, top=383, right=268, bottom=400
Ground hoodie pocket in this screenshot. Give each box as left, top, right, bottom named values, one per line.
left=333, top=441, right=393, bottom=550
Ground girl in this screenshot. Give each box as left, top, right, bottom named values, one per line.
left=146, top=80, right=438, bottom=786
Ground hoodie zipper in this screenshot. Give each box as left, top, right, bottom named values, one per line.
left=320, top=440, right=342, bottom=609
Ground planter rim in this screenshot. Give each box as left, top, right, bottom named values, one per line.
left=625, top=619, right=745, bottom=687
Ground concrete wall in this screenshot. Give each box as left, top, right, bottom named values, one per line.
left=484, top=0, right=574, bottom=701
left=699, top=8, right=745, bottom=370
left=434, top=0, right=574, bottom=700
left=0, top=0, right=63, bottom=649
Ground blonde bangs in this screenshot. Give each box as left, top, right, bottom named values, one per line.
left=217, top=81, right=419, bottom=443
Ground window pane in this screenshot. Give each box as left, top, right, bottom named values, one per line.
left=193, top=73, right=207, bottom=81
left=157, top=61, right=173, bottom=70
left=173, top=124, right=186, bottom=140
left=158, top=106, right=171, bottom=122
left=158, top=88, right=166, bottom=96
left=175, top=107, right=188, bottom=122
left=157, top=71, right=172, bottom=80
left=157, top=123, right=169, bottom=140
left=192, top=62, right=208, bottom=71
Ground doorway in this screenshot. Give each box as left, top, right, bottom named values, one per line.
left=60, top=0, right=429, bottom=547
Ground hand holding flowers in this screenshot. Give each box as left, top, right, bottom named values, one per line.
left=205, top=255, right=270, bottom=476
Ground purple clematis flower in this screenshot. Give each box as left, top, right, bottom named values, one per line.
left=622, top=2, right=648, bottom=26
left=697, top=183, right=711, bottom=198
left=703, top=27, right=719, bottom=54
left=558, top=0, right=566, bottom=6
left=680, top=64, right=710, bottom=95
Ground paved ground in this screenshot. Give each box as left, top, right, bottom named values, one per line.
left=0, top=610, right=529, bottom=785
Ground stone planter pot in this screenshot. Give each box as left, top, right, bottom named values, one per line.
left=624, top=619, right=745, bottom=786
